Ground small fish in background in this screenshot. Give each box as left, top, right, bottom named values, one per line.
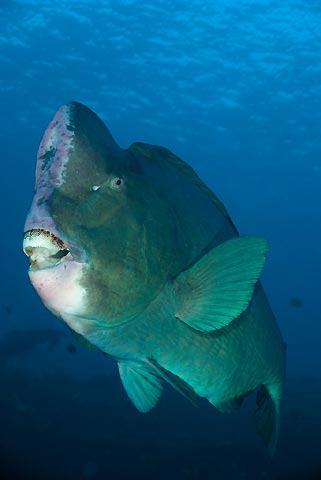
left=290, top=297, right=303, bottom=309
left=66, top=343, right=77, bottom=354
left=5, top=305, right=12, bottom=317
left=23, top=102, right=286, bottom=454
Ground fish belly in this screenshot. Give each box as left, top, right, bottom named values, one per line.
left=154, top=283, right=285, bottom=407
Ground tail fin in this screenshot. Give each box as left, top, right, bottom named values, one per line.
left=255, top=385, right=281, bottom=455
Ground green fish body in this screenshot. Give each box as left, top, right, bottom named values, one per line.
left=23, top=102, right=285, bottom=453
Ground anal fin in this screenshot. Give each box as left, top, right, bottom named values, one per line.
left=146, top=358, right=199, bottom=407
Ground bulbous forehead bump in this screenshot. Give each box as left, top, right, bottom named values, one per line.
left=24, top=104, right=75, bottom=234
left=36, top=104, right=74, bottom=188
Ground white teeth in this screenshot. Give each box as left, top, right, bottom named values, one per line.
left=23, top=230, right=70, bottom=270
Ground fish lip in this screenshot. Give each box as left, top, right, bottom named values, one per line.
left=23, top=228, right=84, bottom=271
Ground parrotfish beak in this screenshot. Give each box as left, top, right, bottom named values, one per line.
left=22, top=227, right=88, bottom=325
left=23, top=228, right=72, bottom=271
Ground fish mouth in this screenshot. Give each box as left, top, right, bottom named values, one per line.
left=23, top=229, right=73, bottom=271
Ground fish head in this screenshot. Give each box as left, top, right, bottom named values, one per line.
left=23, top=102, right=177, bottom=333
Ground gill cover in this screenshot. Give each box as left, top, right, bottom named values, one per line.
left=26, top=102, right=178, bottom=326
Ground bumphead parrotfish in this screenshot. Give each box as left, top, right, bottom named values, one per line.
left=23, top=102, right=285, bottom=454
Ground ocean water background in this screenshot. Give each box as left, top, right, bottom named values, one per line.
left=1, top=0, right=320, bottom=478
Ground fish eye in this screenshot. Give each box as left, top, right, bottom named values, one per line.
left=110, top=176, right=124, bottom=190
left=91, top=185, right=101, bottom=192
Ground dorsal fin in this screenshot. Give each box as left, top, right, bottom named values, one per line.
left=129, top=142, right=238, bottom=234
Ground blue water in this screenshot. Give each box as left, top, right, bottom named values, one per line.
left=1, top=1, right=321, bottom=478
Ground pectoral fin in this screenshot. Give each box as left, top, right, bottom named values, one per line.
left=117, top=360, right=163, bottom=413
left=174, top=236, right=268, bottom=332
